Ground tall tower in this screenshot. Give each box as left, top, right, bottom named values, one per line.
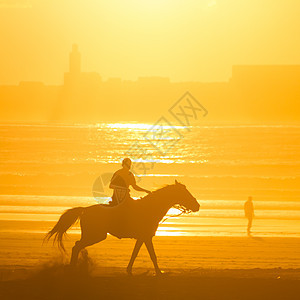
left=69, top=44, right=81, bottom=73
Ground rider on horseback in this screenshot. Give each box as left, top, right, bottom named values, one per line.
left=109, top=158, right=151, bottom=206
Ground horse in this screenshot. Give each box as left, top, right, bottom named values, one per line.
left=45, top=180, right=200, bottom=275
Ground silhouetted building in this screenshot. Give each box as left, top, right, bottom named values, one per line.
left=69, top=44, right=81, bottom=74
left=64, top=44, right=102, bottom=88
left=231, top=65, right=300, bottom=87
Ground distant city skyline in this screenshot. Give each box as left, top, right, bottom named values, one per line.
left=1, top=1, right=300, bottom=85
left=1, top=43, right=300, bottom=87
left=0, top=44, right=299, bottom=123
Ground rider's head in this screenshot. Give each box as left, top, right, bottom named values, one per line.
left=122, top=158, right=132, bottom=170
left=248, top=196, right=252, bottom=201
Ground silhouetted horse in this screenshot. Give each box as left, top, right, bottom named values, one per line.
left=45, top=181, right=200, bottom=275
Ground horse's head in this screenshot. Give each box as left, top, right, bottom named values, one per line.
left=172, top=180, right=200, bottom=212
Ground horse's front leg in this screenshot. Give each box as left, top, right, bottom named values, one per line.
left=145, top=237, right=162, bottom=276
left=127, top=239, right=143, bottom=275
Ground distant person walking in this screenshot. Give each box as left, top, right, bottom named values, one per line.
left=244, top=196, right=254, bottom=235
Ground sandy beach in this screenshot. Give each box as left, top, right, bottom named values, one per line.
left=1, top=233, right=300, bottom=299
left=1, top=267, right=300, bottom=299
left=1, top=232, right=300, bottom=270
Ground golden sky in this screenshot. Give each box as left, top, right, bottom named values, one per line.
left=0, top=0, right=299, bottom=84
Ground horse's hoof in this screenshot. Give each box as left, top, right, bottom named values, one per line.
left=155, top=270, right=164, bottom=276
left=64, top=264, right=75, bottom=274
left=126, top=267, right=133, bottom=276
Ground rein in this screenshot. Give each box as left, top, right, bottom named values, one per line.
left=160, top=204, right=192, bottom=224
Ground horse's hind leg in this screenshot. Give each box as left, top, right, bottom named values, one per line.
left=70, top=240, right=82, bottom=266
left=70, top=233, right=107, bottom=266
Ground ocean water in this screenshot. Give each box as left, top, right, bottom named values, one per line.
left=0, top=122, right=299, bottom=237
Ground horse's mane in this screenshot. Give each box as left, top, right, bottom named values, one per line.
left=136, top=184, right=174, bottom=203
left=135, top=183, right=192, bottom=221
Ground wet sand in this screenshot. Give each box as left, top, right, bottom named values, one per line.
left=1, top=232, right=300, bottom=270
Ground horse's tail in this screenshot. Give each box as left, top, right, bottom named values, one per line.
left=44, top=207, right=84, bottom=252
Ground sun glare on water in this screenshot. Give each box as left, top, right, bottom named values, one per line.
left=106, top=123, right=152, bottom=130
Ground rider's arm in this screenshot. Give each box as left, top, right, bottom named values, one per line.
left=131, top=174, right=151, bottom=193
left=132, top=184, right=151, bottom=193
